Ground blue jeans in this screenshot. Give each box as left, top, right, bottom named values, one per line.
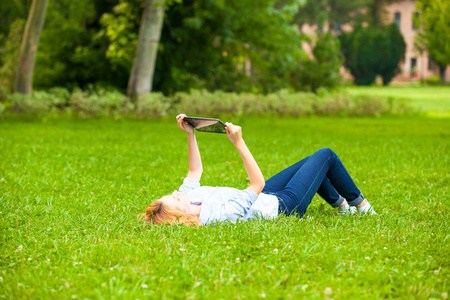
left=262, top=148, right=364, bottom=217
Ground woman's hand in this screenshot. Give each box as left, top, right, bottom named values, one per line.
left=225, top=122, right=243, bottom=145
left=176, top=114, right=194, bottom=135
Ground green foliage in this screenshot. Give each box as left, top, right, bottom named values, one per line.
left=366, top=0, right=403, bottom=26
left=293, top=0, right=367, bottom=31
left=0, top=0, right=31, bottom=47
left=339, top=24, right=406, bottom=86
left=423, top=76, right=441, bottom=85
left=416, top=0, right=450, bottom=81
left=175, top=89, right=412, bottom=117
left=293, top=0, right=407, bottom=30
left=99, top=0, right=142, bottom=72
left=378, top=24, right=407, bottom=85
left=0, top=117, right=449, bottom=298
left=8, top=91, right=66, bottom=115
left=5, top=87, right=134, bottom=117
left=28, top=0, right=307, bottom=94
left=0, top=86, right=9, bottom=102
left=291, top=32, right=343, bottom=92
left=155, top=0, right=306, bottom=94
left=70, top=89, right=133, bottom=117
left=422, top=76, right=450, bottom=86
left=0, top=0, right=349, bottom=94
left=0, top=19, right=25, bottom=90
left=136, top=92, right=172, bottom=117
left=30, top=0, right=128, bottom=91
left=1, top=88, right=413, bottom=118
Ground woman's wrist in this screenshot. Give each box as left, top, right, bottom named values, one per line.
left=233, top=138, right=245, bottom=147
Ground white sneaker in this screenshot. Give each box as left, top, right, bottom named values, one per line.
left=357, top=201, right=377, bottom=215
left=338, top=204, right=356, bottom=215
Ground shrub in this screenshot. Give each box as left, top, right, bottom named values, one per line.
left=423, top=76, right=441, bottom=85
left=177, top=90, right=243, bottom=117
left=8, top=91, right=66, bottom=115
left=70, top=89, right=133, bottom=116
left=0, top=86, right=10, bottom=102
left=175, top=89, right=412, bottom=117
left=0, top=102, right=5, bottom=117
left=48, top=87, right=71, bottom=106
left=422, top=76, right=450, bottom=86
left=135, top=93, right=172, bottom=118
left=1, top=88, right=413, bottom=118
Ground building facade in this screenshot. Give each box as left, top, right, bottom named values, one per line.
left=386, top=0, right=449, bottom=81
left=300, top=0, right=450, bottom=83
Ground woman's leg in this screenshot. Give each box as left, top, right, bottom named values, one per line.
left=274, top=148, right=365, bottom=217
left=264, top=156, right=346, bottom=208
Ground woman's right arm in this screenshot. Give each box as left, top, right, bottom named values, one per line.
left=225, top=123, right=265, bottom=195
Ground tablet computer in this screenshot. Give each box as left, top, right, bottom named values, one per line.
left=183, top=116, right=227, bottom=134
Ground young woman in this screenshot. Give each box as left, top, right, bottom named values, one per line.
left=145, top=114, right=376, bottom=226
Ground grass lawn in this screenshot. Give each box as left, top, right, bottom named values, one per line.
left=345, top=86, right=450, bottom=114
left=0, top=116, right=449, bottom=299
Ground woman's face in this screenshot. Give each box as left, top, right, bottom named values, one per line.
left=161, top=191, right=190, bottom=213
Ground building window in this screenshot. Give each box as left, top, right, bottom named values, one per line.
left=411, top=58, right=417, bottom=77
left=428, top=56, right=433, bottom=70
left=412, top=12, right=419, bottom=30
left=395, top=12, right=401, bottom=29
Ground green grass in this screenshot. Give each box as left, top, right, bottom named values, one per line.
left=345, top=86, right=450, bottom=114
left=0, top=116, right=449, bottom=299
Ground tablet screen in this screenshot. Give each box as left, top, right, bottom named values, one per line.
left=183, top=117, right=227, bottom=134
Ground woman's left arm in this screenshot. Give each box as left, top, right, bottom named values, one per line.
left=177, top=114, right=203, bottom=181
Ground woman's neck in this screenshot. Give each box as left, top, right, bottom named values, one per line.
left=189, top=204, right=201, bottom=217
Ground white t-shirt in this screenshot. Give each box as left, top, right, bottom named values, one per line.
left=178, top=177, right=279, bottom=225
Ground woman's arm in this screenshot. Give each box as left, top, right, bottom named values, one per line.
left=177, top=114, right=203, bottom=181
left=225, top=123, right=265, bottom=195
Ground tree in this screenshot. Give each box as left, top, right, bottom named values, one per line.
left=14, top=0, right=49, bottom=94
left=3, top=0, right=321, bottom=94
left=378, top=24, right=406, bottom=85
left=339, top=26, right=379, bottom=85
left=0, top=0, right=32, bottom=50
left=105, top=0, right=306, bottom=94
left=127, top=0, right=165, bottom=98
left=339, top=24, right=405, bottom=85
left=0, top=0, right=127, bottom=91
left=291, top=32, right=343, bottom=92
left=156, top=0, right=305, bottom=94
left=32, top=0, right=124, bottom=90
left=416, top=0, right=450, bottom=81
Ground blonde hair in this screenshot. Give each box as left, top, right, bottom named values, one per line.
left=144, top=200, right=202, bottom=227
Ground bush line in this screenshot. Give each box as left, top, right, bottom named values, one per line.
left=0, top=87, right=413, bottom=118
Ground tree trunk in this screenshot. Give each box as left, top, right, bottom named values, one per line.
left=14, top=0, right=49, bottom=94
left=127, top=0, right=165, bottom=99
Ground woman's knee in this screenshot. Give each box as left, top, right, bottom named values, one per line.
left=315, top=147, right=335, bottom=157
